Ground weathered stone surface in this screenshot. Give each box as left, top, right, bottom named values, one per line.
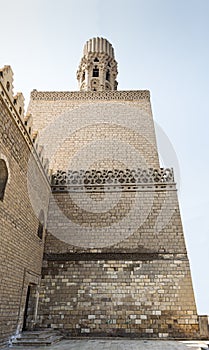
left=0, top=69, right=50, bottom=346
left=0, top=38, right=206, bottom=345
left=27, top=38, right=201, bottom=339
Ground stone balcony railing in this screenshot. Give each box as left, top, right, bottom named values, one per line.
left=51, top=168, right=175, bottom=192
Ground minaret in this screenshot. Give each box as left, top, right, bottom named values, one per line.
left=77, top=37, right=118, bottom=91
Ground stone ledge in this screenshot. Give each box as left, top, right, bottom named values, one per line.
left=51, top=168, right=176, bottom=193
left=43, top=252, right=188, bottom=262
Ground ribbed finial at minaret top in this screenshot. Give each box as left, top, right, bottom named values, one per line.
left=77, top=37, right=118, bottom=92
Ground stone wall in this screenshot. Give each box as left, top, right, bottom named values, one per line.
left=0, top=55, right=202, bottom=342
left=27, top=90, right=160, bottom=171
left=37, top=182, right=199, bottom=338
left=46, top=181, right=184, bottom=254
left=0, top=67, right=50, bottom=346
left=28, top=85, right=200, bottom=338
left=38, top=257, right=198, bottom=338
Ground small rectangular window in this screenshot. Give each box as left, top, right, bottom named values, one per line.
left=93, top=68, right=99, bottom=77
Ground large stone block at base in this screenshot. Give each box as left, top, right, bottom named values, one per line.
left=37, top=257, right=199, bottom=339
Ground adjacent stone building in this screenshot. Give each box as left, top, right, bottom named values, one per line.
left=0, top=66, right=50, bottom=347
left=0, top=38, right=207, bottom=345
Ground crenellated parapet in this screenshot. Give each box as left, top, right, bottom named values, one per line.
left=13, top=92, right=25, bottom=118
left=0, top=65, right=14, bottom=100
left=24, top=112, right=33, bottom=135
left=0, top=65, right=50, bottom=179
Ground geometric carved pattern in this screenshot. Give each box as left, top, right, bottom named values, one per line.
left=51, top=168, right=174, bottom=192
left=77, top=37, right=118, bottom=92
left=31, top=90, right=150, bottom=101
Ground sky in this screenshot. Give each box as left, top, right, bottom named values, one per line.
left=0, top=0, right=209, bottom=314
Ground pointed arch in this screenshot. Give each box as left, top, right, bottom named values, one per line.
left=93, top=66, right=99, bottom=77
left=37, top=210, right=45, bottom=240
left=0, top=159, right=8, bottom=201
left=106, top=69, right=110, bottom=82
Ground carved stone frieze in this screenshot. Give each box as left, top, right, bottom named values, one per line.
left=51, top=167, right=175, bottom=192
left=30, top=90, right=150, bottom=101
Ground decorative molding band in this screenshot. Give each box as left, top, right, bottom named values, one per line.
left=51, top=168, right=176, bottom=193
left=30, top=90, right=150, bottom=101
left=44, top=252, right=188, bottom=262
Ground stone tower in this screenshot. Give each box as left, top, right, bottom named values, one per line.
left=77, top=37, right=118, bottom=91
left=24, top=37, right=203, bottom=339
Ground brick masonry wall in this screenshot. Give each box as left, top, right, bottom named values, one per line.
left=0, top=95, right=50, bottom=345
left=27, top=91, right=160, bottom=171
left=38, top=187, right=199, bottom=338
left=45, top=189, right=187, bottom=254
left=38, top=257, right=198, bottom=338
left=28, top=89, right=199, bottom=338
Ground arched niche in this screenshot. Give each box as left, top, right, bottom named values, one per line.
left=0, top=159, right=8, bottom=201
left=37, top=210, right=45, bottom=240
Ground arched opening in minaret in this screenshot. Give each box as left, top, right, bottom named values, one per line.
left=82, top=71, right=85, bottom=82
left=93, top=66, right=99, bottom=77
left=106, top=70, right=110, bottom=82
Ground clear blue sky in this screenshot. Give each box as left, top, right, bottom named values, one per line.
left=0, top=0, right=209, bottom=314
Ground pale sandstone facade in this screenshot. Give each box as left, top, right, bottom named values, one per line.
left=36, top=183, right=199, bottom=338
left=0, top=66, right=50, bottom=346
left=27, top=90, right=160, bottom=171
left=0, top=38, right=206, bottom=345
